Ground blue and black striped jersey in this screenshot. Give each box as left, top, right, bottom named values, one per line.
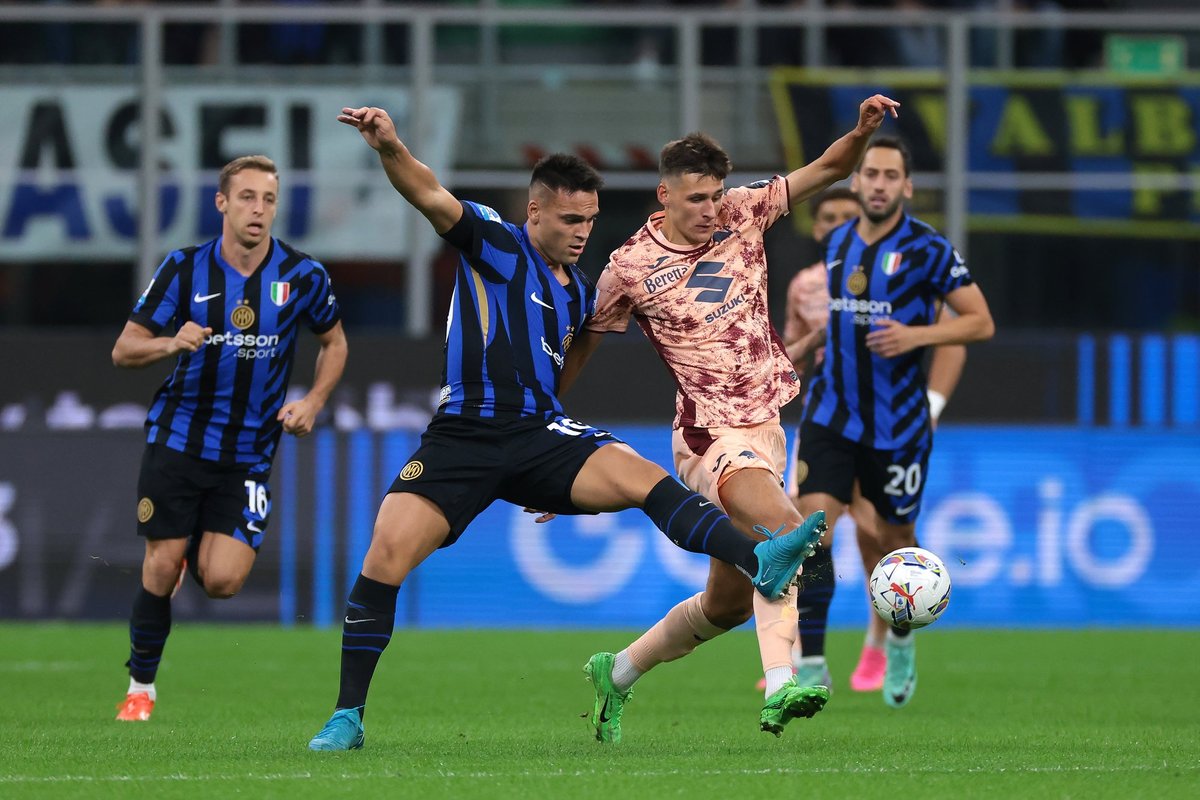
left=438, top=201, right=597, bottom=419
left=129, top=236, right=341, bottom=469
left=803, top=214, right=973, bottom=449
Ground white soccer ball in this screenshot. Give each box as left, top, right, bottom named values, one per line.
left=869, top=547, right=952, bottom=630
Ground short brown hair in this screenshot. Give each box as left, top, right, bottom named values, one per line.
left=811, top=187, right=860, bottom=218
left=857, top=136, right=913, bottom=177
left=531, top=153, right=604, bottom=194
left=218, top=155, right=278, bottom=195
left=659, top=132, right=732, bottom=181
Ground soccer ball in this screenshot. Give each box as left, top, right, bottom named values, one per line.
left=869, top=547, right=951, bottom=630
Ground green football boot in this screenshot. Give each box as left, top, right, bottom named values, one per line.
left=584, top=652, right=632, bottom=744
left=883, top=635, right=917, bottom=708
left=760, top=677, right=829, bottom=737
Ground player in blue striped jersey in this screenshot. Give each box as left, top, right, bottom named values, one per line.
left=112, top=155, right=348, bottom=722
left=307, top=106, right=828, bottom=751
left=438, top=195, right=596, bottom=418
left=795, top=137, right=994, bottom=708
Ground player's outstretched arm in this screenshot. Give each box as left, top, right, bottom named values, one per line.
left=279, top=321, right=349, bottom=436
left=337, top=106, right=462, bottom=234
left=784, top=94, right=900, bottom=205
left=112, top=320, right=212, bottom=368
left=558, top=329, right=604, bottom=397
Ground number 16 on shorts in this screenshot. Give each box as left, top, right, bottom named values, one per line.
left=242, top=479, right=272, bottom=548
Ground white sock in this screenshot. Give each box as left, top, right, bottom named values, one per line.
left=764, top=666, right=794, bottom=697
left=611, top=649, right=643, bottom=693
left=865, top=631, right=886, bottom=649
left=128, top=678, right=156, bottom=701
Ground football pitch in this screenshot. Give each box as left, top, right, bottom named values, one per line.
left=1, top=624, right=1196, bottom=799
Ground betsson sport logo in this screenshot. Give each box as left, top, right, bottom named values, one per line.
left=828, top=297, right=893, bottom=327
left=204, top=331, right=280, bottom=360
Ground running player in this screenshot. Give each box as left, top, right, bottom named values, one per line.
left=112, top=155, right=349, bottom=721
left=783, top=188, right=967, bottom=694
left=305, top=106, right=827, bottom=751
left=795, top=136, right=994, bottom=709
left=562, top=94, right=901, bottom=740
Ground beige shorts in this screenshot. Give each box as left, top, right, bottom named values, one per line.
left=672, top=418, right=787, bottom=512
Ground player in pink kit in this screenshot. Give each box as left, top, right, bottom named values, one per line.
left=563, top=94, right=900, bottom=741
left=783, top=189, right=862, bottom=373
left=779, top=189, right=966, bottom=694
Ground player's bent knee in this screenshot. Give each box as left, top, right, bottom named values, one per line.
left=599, top=446, right=669, bottom=499
left=145, top=557, right=181, bottom=584
left=201, top=572, right=248, bottom=599
left=705, top=605, right=753, bottom=630
left=572, top=444, right=670, bottom=511
left=142, top=547, right=186, bottom=595
left=702, top=593, right=754, bottom=629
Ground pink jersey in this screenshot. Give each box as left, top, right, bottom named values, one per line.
left=588, top=177, right=799, bottom=429
left=783, top=261, right=830, bottom=370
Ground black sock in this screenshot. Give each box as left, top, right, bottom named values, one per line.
left=126, top=586, right=171, bottom=684
left=335, top=574, right=399, bottom=714
left=796, top=545, right=835, bottom=658
left=890, top=625, right=912, bottom=638
left=641, top=476, right=758, bottom=577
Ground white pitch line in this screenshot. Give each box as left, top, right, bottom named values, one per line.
left=1, top=764, right=1196, bottom=784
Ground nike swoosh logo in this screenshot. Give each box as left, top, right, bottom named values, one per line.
left=698, top=501, right=713, bottom=507
left=530, top=291, right=554, bottom=310
left=246, top=521, right=263, bottom=533
left=194, top=292, right=222, bottom=303
left=826, top=259, right=842, bottom=270
left=598, top=696, right=612, bottom=723
left=891, top=682, right=914, bottom=704
left=896, top=502, right=919, bottom=515
left=344, top=617, right=376, bottom=625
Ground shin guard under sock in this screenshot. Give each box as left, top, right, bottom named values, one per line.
left=335, top=574, right=399, bottom=713
left=641, top=477, right=758, bottom=577
left=127, top=586, right=172, bottom=684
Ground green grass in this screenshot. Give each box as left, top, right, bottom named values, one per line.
left=1, top=624, right=1197, bottom=799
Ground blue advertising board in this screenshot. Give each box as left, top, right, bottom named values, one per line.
left=291, top=425, right=1200, bottom=629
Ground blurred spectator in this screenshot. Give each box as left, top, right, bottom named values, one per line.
left=826, top=0, right=901, bottom=67
left=0, top=1, right=220, bottom=66
left=239, top=0, right=363, bottom=65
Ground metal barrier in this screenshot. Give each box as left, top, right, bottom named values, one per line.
left=2, top=2, right=1198, bottom=335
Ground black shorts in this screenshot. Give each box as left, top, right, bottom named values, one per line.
left=795, top=421, right=931, bottom=525
left=388, top=412, right=621, bottom=546
left=136, top=443, right=271, bottom=550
